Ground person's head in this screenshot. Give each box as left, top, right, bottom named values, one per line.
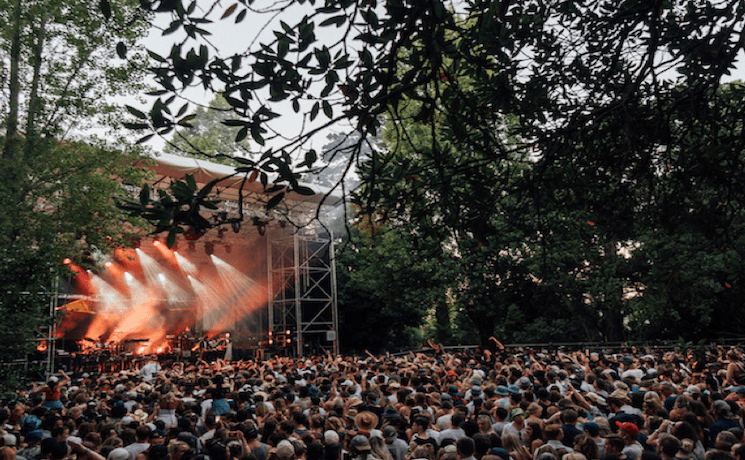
left=525, top=422, right=543, bottom=443
left=413, top=415, right=430, bottom=433
left=671, top=421, right=698, bottom=442
left=536, top=446, right=558, bottom=460
left=456, top=437, right=475, bottom=459
left=501, top=432, right=522, bottom=454
left=733, top=443, right=745, bottom=460
left=615, top=422, right=639, bottom=444
left=562, top=454, right=587, bottom=460
left=545, top=424, right=563, bottom=442
left=477, top=415, right=492, bottom=433
left=472, top=434, right=491, bottom=457
left=526, top=403, right=543, bottom=418
left=276, top=440, right=296, bottom=460
left=412, top=445, right=435, bottom=460
left=658, top=434, right=681, bottom=460
left=562, top=409, right=578, bottom=425
left=704, top=450, right=736, bottom=460
left=573, top=435, right=599, bottom=460
left=716, top=431, right=738, bottom=451
left=170, top=441, right=191, bottom=460
left=150, top=430, right=166, bottom=446
left=604, top=436, right=625, bottom=456
left=369, top=437, right=389, bottom=460
left=349, top=435, right=370, bottom=455
left=136, top=425, right=152, bottom=442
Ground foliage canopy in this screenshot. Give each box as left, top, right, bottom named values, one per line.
left=117, top=0, right=745, bottom=343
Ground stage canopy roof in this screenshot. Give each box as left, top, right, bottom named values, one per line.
left=136, top=153, right=343, bottom=225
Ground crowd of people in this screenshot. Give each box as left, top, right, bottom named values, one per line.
left=3, top=342, right=745, bottom=460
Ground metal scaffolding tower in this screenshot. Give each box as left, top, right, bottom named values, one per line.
left=267, top=227, right=338, bottom=356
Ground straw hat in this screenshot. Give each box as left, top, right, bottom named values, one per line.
left=354, top=411, right=379, bottom=431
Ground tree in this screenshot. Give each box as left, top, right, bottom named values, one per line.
left=335, top=224, right=451, bottom=353
left=118, top=0, right=745, bottom=342
left=164, top=94, right=252, bottom=164
left=0, top=0, right=150, bottom=384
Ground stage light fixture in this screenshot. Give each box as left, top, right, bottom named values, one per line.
left=184, top=227, right=206, bottom=240
left=153, top=240, right=161, bottom=246
left=257, top=223, right=266, bottom=236
left=231, top=221, right=241, bottom=233
left=217, top=228, right=226, bottom=239
left=205, top=242, right=214, bottom=255
left=279, top=220, right=287, bottom=228
left=63, top=258, right=72, bottom=265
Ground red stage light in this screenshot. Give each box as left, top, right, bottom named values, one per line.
left=104, top=261, right=112, bottom=268
left=153, top=240, right=161, bottom=246
left=63, top=258, right=72, bottom=265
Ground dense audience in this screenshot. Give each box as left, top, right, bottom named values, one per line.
left=3, top=342, right=745, bottom=460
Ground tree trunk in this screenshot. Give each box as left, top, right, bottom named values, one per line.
left=3, top=0, right=23, bottom=160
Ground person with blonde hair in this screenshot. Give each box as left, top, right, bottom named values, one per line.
left=562, top=453, right=587, bottom=460
left=502, top=432, right=532, bottom=460
left=370, top=437, right=392, bottom=460
left=526, top=403, right=546, bottom=428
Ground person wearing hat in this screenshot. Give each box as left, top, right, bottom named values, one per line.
left=383, top=425, right=407, bottom=460
left=495, top=386, right=511, bottom=410
left=276, top=440, right=296, bottom=460
left=711, top=400, right=740, bottom=444
left=350, top=435, right=377, bottom=460
left=355, top=412, right=382, bottom=439
left=582, top=422, right=605, bottom=456
left=107, top=448, right=131, bottom=460
left=615, top=421, right=642, bottom=460
left=503, top=408, right=526, bottom=438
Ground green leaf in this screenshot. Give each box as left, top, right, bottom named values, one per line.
left=176, top=103, right=189, bottom=118
left=235, top=126, right=248, bottom=142
left=122, top=122, right=149, bottom=130
left=136, top=133, right=155, bottom=144
left=319, top=15, right=347, bottom=27
left=116, top=42, right=127, bottom=59
left=235, top=9, right=247, bottom=23
left=139, top=184, right=151, bottom=206
left=294, top=186, right=315, bottom=196
left=163, top=20, right=181, bottom=35
left=126, top=105, right=147, bottom=119
left=100, top=0, right=112, bottom=19
left=310, top=102, right=319, bottom=121
left=185, top=174, right=197, bottom=191
left=266, top=192, right=285, bottom=210
left=148, top=50, right=167, bottom=62
left=166, top=228, right=179, bottom=248
left=322, top=100, right=333, bottom=118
